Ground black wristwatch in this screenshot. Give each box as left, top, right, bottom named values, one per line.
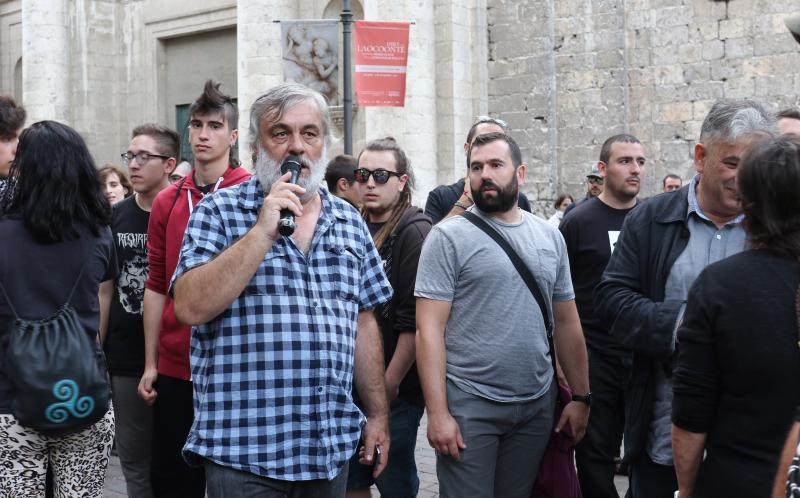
left=571, top=392, right=592, bottom=406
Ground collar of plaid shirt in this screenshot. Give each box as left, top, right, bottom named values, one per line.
left=177, top=179, right=393, bottom=481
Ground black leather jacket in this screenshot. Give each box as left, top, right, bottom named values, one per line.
left=594, top=184, right=692, bottom=462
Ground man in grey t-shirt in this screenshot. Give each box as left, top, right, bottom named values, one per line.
left=415, top=132, right=590, bottom=498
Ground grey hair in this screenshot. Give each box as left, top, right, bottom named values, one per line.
left=699, top=99, right=776, bottom=145
left=248, top=83, right=332, bottom=152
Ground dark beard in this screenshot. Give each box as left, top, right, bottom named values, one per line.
left=472, top=175, right=519, bottom=213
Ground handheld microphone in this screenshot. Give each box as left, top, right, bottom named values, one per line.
left=278, top=155, right=302, bottom=236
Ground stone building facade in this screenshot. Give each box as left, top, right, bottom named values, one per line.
left=1, top=0, right=798, bottom=215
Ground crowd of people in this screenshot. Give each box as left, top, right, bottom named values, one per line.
left=0, top=80, right=799, bottom=498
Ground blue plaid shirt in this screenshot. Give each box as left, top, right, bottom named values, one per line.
left=171, top=178, right=392, bottom=481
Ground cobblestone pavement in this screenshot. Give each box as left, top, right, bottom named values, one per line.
left=104, top=413, right=629, bottom=497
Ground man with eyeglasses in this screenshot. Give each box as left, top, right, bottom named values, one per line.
left=99, top=124, right=179, bottom=498
left=138, top=80, right=250, bottom=497
left=424, top=116, right=532, bottom=224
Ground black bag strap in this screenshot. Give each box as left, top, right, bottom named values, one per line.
left=461, top=211, right=557, bottom=373
left=0, top=239, right=92, bottom=320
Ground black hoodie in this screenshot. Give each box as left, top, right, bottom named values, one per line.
left=372, top=206, right=432, bottom=406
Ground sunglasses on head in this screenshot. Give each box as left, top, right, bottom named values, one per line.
left=476, top=115, right=508, bottom=129
left=588, top=177, right=604, bottom=185
left=353, top=168, right=402, bottom=184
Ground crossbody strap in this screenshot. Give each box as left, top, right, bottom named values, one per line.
left=461, top=211, right=557, bottom=374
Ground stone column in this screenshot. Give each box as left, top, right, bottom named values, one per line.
left=22, top=0, right=71, bottom=123
left=237, top=0, right=298, bottom=169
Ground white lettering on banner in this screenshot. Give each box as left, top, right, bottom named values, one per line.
left=354, top=65, right=407, bottom=74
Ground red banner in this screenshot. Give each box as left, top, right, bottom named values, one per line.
left=354, top=21, right=410, bottom=107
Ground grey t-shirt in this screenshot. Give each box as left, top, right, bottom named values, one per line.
left=414, top=206, right=574, bottom=403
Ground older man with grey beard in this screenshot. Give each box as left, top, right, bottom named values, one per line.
left=169, top=83, right=393, bottom=498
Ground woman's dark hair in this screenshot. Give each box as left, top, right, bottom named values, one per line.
left=0, top=121, right=110, bottom=242
left=357, top=137, right=414, bottom=249
left=738, top=134, right=800, bottom=257
left=553, top=194, right=573, bottom=210
left=98, top=163, right=133, bottom=198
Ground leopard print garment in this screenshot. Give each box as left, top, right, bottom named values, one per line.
left=0, top=406, right=114, bottom=497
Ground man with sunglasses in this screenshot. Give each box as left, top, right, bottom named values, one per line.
left=564, top=165, right=604, bottom=217
left=99, top=124, right=179, bottom=498
left=424, top=116, right=531, bottom=224
left=346, top=138, right=432, bottom=498
left=139, top=81, right=250, bottom=497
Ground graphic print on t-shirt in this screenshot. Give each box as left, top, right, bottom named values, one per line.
left=116, top=232, right=148, bottom=314
left=608, top=230, right=620, bottom=254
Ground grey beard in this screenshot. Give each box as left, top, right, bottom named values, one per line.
left=254, top=145, right=327, bottom=203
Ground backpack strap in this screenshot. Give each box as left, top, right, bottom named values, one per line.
left=169, top=176, right=188, bottom=214
left=460, top=210, right=557, bottom=374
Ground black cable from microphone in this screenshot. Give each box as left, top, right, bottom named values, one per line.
left=278, top=155, right=302, bottom=236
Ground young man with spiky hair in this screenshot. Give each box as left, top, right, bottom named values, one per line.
left=138, top=81, right=250, bottom=497
left=99, top=124, right=179, bottom=498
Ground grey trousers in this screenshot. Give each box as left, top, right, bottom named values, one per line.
left=437, top=380, right=557, bottom=498
left=205, top=459, right=349, bottom=498
left=111, top=375, right=154, bottom=498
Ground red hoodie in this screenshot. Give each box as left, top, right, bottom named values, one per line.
left=145, top=165, right=251, bottom=380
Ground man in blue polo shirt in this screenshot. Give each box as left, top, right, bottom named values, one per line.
left=170, top=83, right=393, bottom=497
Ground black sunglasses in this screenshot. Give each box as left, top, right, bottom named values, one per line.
left=353, top=168, right=402, bottom=184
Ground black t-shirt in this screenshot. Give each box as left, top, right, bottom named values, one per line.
left=104, top=196, right=150, bottom=377
left=0, top=217, right=115, bottom=413
left=559, top=196, right=635, bottom=355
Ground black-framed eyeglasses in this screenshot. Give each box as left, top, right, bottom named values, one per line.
left=353, top=168, right=402, bottom=184
left=475, top=115, right=508, bottom=129
left=121, top=151, right=171, bottom=166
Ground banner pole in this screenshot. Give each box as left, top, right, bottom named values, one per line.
left=341, top=0, right=353, bottom=155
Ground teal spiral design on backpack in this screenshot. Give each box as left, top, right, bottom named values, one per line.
left=44, top=379, right=95, bottom=423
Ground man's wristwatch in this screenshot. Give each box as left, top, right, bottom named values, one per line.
left=454, top=200, right=470, bottom=210
left=571, top=392, right=592, bottom=406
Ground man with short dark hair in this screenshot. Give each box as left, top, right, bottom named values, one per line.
left=777, top=108, right=800, bottom=136
left=99, top=124, right=179, bottom=498
left=138, top=81, right=250, bottom=497
left=0, top=96, right=25, bottom=180
left=416, top=132, right=589, bottom=498
left=424, top=116, right=531, bottom=223
left=325, top=154, right=361, bottom=206
left=595, top=99, right=775, bottom=498
left=560, top=134, right=646, bottom=498
left=662, top=174, right=682, bottom=192
left=170, top=83, right=392, bottom=497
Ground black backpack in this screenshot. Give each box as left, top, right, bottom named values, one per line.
left=0, top=244, right=110, bottom=435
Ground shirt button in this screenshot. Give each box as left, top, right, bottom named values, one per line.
left=317, top=386, right=324, bottom=393
left=715, top=234, right=722, bottom=240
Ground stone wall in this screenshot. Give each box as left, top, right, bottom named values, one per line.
left=488, top=0, right=800, bottom=217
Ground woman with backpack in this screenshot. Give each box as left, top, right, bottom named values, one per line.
left=0, top=120, right=115, bottom=497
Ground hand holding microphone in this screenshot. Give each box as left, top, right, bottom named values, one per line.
left=255, top=154, right=305, bottom=242
left=278, top=155, right=302, bottom=236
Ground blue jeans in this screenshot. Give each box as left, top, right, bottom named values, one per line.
left=204, top=459, right=349, bottom=498
left=346, top=398, right=425, bottom=498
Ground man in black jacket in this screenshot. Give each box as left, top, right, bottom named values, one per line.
left=346, top=137, right=432, bottom=498
left=594, top=99, right=775, bottom=498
